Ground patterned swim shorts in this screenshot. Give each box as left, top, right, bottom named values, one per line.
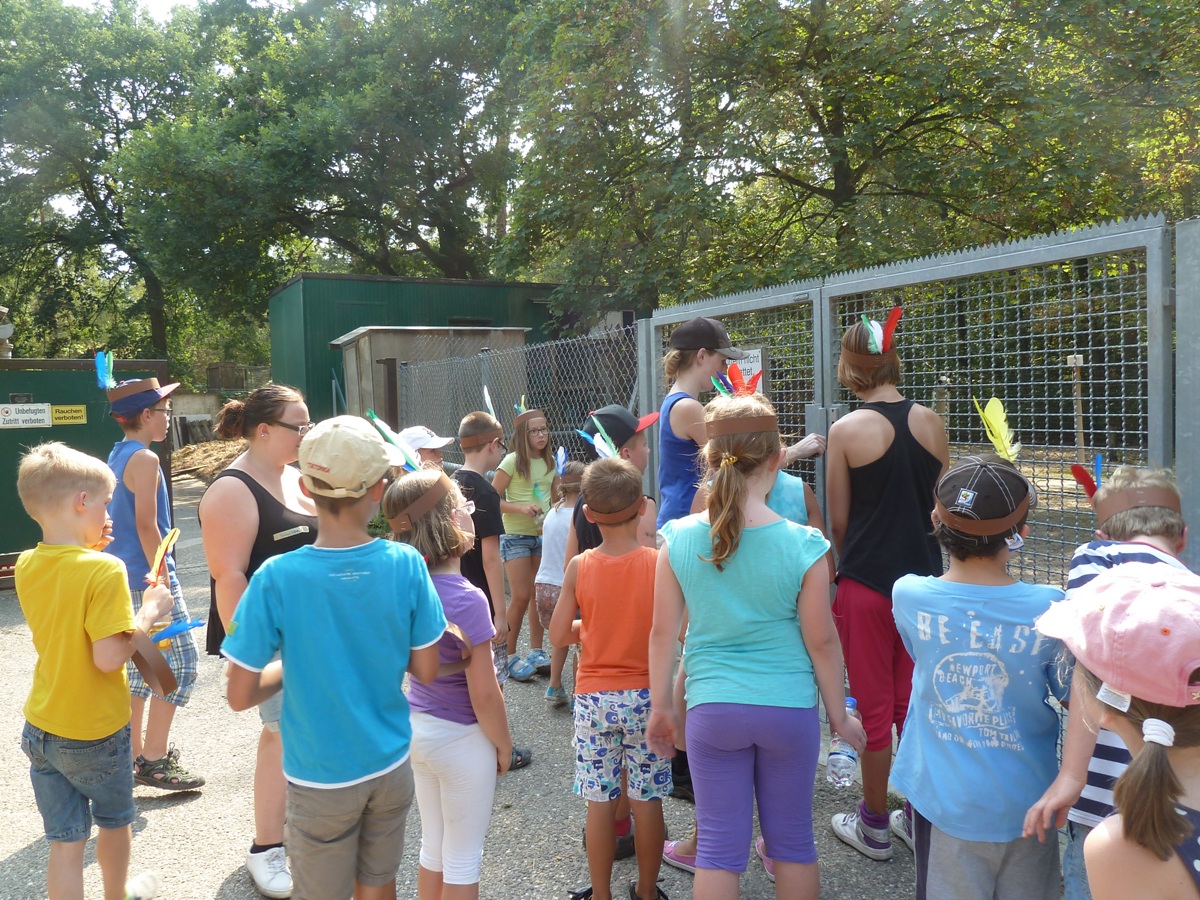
left=572, top=689, right=672, bottom=802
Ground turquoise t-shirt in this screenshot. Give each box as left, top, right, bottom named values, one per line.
left=891, top=575, right=1066, bottom=841
left=766, top=470, right=809, bottom=525
left=662, top=514, right=829, bottom=710
left=223, top=539, right=447, bottom=788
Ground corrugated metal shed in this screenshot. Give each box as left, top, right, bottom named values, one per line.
left=268, top=274, right=557, bottom=420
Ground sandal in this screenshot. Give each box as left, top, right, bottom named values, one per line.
left=134, top=746, right=205, bottom=791
left=510, top=746, right=533, bottom=770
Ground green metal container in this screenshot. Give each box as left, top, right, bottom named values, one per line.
left=268, top=275, right=558, bottom=421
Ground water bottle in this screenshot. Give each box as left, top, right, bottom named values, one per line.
left=826, top=697, right=861, bottom=788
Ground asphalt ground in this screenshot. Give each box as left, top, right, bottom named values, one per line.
left=0, top=476, right=916, bottom=899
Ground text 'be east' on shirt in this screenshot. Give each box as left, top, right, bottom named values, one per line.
left=222, top=539, right=447, bottom=788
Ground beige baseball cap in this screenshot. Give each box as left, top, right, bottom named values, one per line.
left=299, top=416, right=407, bottom=499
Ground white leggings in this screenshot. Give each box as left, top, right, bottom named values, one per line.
left=410, top=711, right=498, bottom=884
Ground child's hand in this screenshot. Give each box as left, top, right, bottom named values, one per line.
left=522, top=502, right=542, bottom=518
left=492, top=613, right=509, bottom=645
left=647, top=709, right=679, bottom=760
left=831, top=713, right=867, bottom=755
left=1022, top=772, right=1085, bottom=842
left=497, top=743, right=513, bottom=776
left=139, top=582, right=175, bottom=627
left=89, top=518, right=115, bottom=552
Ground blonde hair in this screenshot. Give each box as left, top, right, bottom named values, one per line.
left=582, top=457, right=642, bottom=522
left=1095, top=466, right=1184, bottom=541
left=1077, top=663, right=1200, bottom=860
left=559, top=460, right=585, bottom=502
left=702, top=394, right=780, bottom=571
left=17, top=442, right=115, bottom=520
left=837, top=320, right=902, bottom=393
left=663, top=348, right=699, bottom=382
left=384, top=469, right=473, bottom=565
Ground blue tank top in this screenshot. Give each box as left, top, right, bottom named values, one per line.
left=106, top=439, right=176, bottom=591
left=657, top=391, right=705, bottom=528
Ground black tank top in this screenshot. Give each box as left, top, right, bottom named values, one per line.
left=837, top=399, right=944, bottom=597
left=203, top=468, right=318, bottom=655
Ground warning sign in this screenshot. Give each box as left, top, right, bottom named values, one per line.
left=52, top=405, right=88, bottom=425
left=0, top=403, right=52, bottom=428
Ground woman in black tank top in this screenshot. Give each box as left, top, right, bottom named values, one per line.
left=198, top=384, right=317, bottom=898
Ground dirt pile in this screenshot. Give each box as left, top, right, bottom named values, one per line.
left=171, top=439, right=245, bottom=483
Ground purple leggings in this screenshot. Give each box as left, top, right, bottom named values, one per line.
left=687, top=702, right=820, bottom=872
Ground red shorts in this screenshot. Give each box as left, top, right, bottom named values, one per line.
left=832, top=577, right=913, bottom=753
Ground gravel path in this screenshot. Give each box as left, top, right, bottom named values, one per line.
left=0, top=476, right=915, bottom=899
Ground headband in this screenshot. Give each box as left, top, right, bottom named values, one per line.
left=934, top=494, right=1031, bottom=537
left=1094, top=487, right=1182, bottom=526
left=387, top=472, right=455, bottom=534
left=560, top=473, right=583, bottom=487
left=514, top=408, right=546, bottom=429
left=705, top=414, right=778, bottom=439
left=839, top=347, right=899, bottom=369
left=585, top=498, right=643, bottom=525
left=459, top=427, right=503, bottom=449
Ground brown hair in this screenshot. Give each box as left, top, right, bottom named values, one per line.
left=559, top=460, right=585, bottom=499
left=17, top=442, right=115, bottom=521
left=702, top=394, right=780, bottom=571
left=582, top=458, right=643, bottom=523
left=384, top=469, right=473, bottom=565
left=459, top=411, right=503, bottom=450
left=1076, top=663, right=1200, bottom=860
left=1095, top=466, right=1184, bottom=542
left=837, top=321, right=902, bottom=393
left=215, top=383, right=305, bottom=440
left=663, top=348, right=699, bottom=382
left=512, top=412, right=554, bottom=482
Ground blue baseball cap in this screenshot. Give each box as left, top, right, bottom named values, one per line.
left=107, top=378, right=179, bottom=418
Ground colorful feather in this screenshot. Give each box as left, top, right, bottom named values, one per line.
left=973, top=397, right=1020, bottom=462
left=153, top=617, right=205, bottom=643
left=555, top=445, right=567, bottom=476
left=727, top=363, right=747, bottom=394
left=95, top=350, right=115, bottom=389
left=1095, top=453, right=1103, bottom=490
left=575, top=428, right=614, bottom=459
left=589, top=415, right=619, bottom=459
left=711, top=375, right=732, bottom=397
left=1070, top=464, right=1098, bottom=498
left=483, top=385, right=496, bottom=420
left=747, top=371, right=763, bottom=393
left=514, top=394, right=527, bottom=415
left=861, top=314, right=883, bottom=354
left=366, top=409, right=421, bottom=471
left=881, top=306, right=903, bottom=351
left=150, top=527, right=180, bottom=585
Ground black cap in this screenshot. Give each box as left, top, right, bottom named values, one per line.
left=668, top=317, right=747, bottom=360
left=935, top=455, right=1035, bottom=542
left=580, top=405, right=660, bottom=458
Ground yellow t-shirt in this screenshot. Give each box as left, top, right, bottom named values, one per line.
left=16, top=544, right=135, bottom=739
left=497, top=454, right=555, bottom=536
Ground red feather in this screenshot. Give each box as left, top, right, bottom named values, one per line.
left=727, top=362, right=747, bottom=393
left=881, top=306, right=904, bottom=351
left=1070, top=464, right=1098, bottom=498
left=747, top=371, right=763, bottom=393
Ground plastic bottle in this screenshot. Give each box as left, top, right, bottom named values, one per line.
left=826, top=697, right=861, bottom=788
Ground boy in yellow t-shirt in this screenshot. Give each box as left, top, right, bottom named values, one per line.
left=15, top=442, right=173, bottom=900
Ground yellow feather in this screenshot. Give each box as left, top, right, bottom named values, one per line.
left=973, top=397, right=1020, bottom=462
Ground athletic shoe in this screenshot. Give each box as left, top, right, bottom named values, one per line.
left=628, top=880, right=670, bottom=899
left=545, top=685, right=570, bottom=706
left=124, top=872, right=160, bottom=900
left=890, top=806, right=915, bottom=852
left=831, top=808, right=893, bottom=860
left=506, top=654, right=536, bottom=681
left=246, top=846, right=292, bottom=898
left=526, top=647, right=551, bottom=674
left=661, top=839, right=697, bottom=874
left=755, top=836, right=775, bottom=883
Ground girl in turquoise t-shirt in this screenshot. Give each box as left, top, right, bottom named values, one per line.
left=492, top=407, right=558, bottom=681
left=648, top=394, right=866, bottom=900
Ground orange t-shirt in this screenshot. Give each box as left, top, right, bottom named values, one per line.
left=574, top=545, right=658, bottom=694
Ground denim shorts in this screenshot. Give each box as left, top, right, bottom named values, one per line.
left=22, top=721, right=136, bottom=842
left=500, top=534, right=542, bottom=562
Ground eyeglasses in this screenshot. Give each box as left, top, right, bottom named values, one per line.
left=272, top=420, right=317, bottom=436
left=528, top=427, right=549, bottom=437
left=150, top=405, right=172, bottom=415
left=455, top=501, right=476, bottom=516
left=496, top=438, right=509, bottom=453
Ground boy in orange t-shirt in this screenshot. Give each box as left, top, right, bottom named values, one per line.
left=551, top=457, right=671, bottom=900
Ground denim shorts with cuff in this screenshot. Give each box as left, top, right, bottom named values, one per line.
left=500, top=533, right=541, bottom=562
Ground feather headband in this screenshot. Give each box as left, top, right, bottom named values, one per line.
left=704, top=414, right=778, bottom=439
left=841, top=306, right=903, bottom=369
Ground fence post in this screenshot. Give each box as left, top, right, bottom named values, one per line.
left=1174, top=218, right=1200, bottom=571
left=1146, top=220, right=1174, bottom=470
left=637, top=317, right=660, bottom=502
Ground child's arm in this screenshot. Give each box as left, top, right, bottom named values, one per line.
left=647, top=549, right=686, bottom=759
left=491, top=469, right=542, bottom=518
left=548, top=557, right=582, bottom=648
left=480, top=535, right=508, bottom=644
left=464, top=641, right=514, bottom=775
left=226, top=659, right=283, bottom=711
left=92, top=581, right=175, bottom=672
left=803, top=483, right=837, bottom=583
left=824, top=420, right=851, bottom=555
left=638, top=496, right=658, bottom=547
left=1023, top=670, right=1098, bottom=841
left=798, top=561, right=867, bottom=752
left=407, top=643, right=441, bottom=685
left=125, top=448, right=167, bottom=583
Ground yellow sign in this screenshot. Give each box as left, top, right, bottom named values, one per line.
left=51, top=405, right=88, bottom=425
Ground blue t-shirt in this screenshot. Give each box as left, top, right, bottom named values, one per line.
left=106, top=439, right=177, bottom=591
left=661, top=514, right=829, bottom=710
left=766, top=471, right=809, bottom=525
left=222, top=539, right=447, bottom=788
left=891, top=575, right=1066, bottom=841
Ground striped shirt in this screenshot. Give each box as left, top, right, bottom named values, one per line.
left=1066, top=540, right=1189, bottom=827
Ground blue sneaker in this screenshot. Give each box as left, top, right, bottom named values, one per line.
left=526, top=648, right=551, bottom=674
left=507, top=654, right=537, bottom=682
left=545, top=685, right=569, bottom=706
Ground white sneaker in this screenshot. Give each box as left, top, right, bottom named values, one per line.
left=831, top=809, right=894, bottom=860
left=246, top=846, right=292, bottom=898
left=890, top=807, right=915, bottom=852
left=125, top=871, right=160, bottom=900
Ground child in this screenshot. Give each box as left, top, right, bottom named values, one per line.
left=647, top=394, right=864, bottom=900
left=825, top=311, right=948, bottom=858
left=400, top=425, right=455, bottom=469
left=103, top=377, right=205, bottom=791
left=1034, top=563, right=1200, bottom=900
left=551, top=457, right=670, bottom=900
left=222, top=416, right=447, bottom=900
left=454, top=411, right=533, bottom=770
left=16, top=441, right=173, bottom=900
left=536, top=459, right=584, bottom=706
left=891, top=454, right=1067, bottom=900
left=384, top=468, right=513, bottom=900
left=492, top=406, right=559, bottom=681
left=1022, top=466, right=1188, bottom=900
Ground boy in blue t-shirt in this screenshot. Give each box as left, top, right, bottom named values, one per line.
left=223, top=415, right=447, bottom=900
left=891, top=454, right=1069, bottom=900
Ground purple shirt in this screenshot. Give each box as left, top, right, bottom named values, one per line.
left=407, top=573, right=496, bottom=725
